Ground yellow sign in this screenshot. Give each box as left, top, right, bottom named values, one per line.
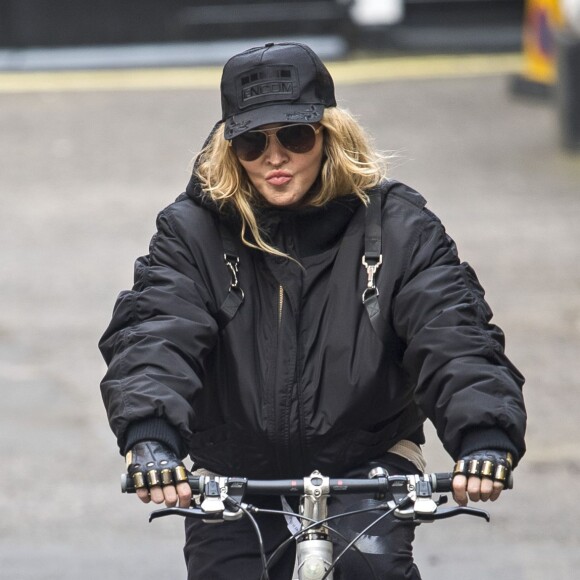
left=521, top=0, right=564, bottom=85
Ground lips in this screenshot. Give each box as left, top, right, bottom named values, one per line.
left=266, top=171, right=292, bottom=186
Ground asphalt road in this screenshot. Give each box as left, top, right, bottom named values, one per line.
left=1, top=54, right=579, bottom=579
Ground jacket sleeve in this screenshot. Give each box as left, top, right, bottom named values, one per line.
left=99, top=206, right=220, bottom=457
left=392, top=211, right=526, bottom=465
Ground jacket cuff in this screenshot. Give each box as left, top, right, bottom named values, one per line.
left=121, top=418, right=185, bottom=458
left=458, top=427, right=520, bottom=466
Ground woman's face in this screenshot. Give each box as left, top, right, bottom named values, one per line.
left=234, top=123, right=324, bottom=208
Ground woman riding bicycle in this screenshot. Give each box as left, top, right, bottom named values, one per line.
left=99, top=42, right=526, bottom=579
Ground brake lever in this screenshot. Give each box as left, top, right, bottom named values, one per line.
left=394, top=489, right=490, bottom=523
left=148, top=506, right=223, bottom=522
left=415, top=505, right=490, bottom=523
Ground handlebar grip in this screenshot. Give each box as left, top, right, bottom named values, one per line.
left=506, top=472, right=514, bottom=490
left=431, top=472, right=454, bottom=493
left=121, top=473, right=131, bottom=493
left=429, top=471, right=514, bottom=492
left=121, top=473, right=201, bottom=494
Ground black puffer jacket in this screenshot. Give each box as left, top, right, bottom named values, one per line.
left=99, top=177, right=526, bottom=478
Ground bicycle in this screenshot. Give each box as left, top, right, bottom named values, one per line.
left=122, top=467, right=503, bottom=580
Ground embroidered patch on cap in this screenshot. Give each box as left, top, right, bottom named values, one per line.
left=236, top=66, right=299, bottom=110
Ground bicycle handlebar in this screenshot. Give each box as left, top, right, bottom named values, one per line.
left=120, top=465, right=493, bottom=567
left=121, top=471, right=455, bottom=495
left=120, top=469, right=494, bottom=580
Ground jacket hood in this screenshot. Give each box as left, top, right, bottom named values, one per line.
left=185, top=121, right=239, bottom=222
left=185, top=168, right=362, bottom=258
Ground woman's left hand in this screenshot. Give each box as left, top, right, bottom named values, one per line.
left=452, top=474, right=504, bottom=505
left=451, top=450, right=513, bottom=506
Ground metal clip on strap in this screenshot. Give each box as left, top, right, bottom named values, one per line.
left=362, top=189, right=383, bottom=305
left=224, top=253, right=242, bottom=295
left=216, top=223, right=244, bottom=329
left=362, top=254, right=382, bottom=303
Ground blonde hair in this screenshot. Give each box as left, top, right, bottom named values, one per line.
left=195, top=107, right=388, bottom=257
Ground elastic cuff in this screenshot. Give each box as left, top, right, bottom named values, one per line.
left=121, top=418, right=185, bottom=458
left=458, top=427, right=519, bottom=466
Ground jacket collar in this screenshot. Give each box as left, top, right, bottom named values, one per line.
left=255, top=196, right=361, bottom=257
left=185, top=172, right=361, bottom=258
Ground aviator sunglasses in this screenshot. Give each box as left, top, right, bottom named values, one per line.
left=230, top=123, right=322, bottom=162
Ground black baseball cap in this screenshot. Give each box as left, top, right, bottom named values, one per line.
left=220, top=42, right=337, bottom=140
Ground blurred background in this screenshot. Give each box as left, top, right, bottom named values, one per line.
left=1, top=1, right=580, bottom=579
left=0, top=0, right=525, bottom=51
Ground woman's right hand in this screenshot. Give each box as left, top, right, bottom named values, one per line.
left=126, top=441, right=192, bottom=508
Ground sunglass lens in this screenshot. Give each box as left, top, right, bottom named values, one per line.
left=232, top=132, right=267, bottom=161
left=278, top=125, right=316, bottom=153
left=231, top=124, right=317, bottom=160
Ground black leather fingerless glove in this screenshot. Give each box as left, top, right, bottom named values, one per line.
left=126, top=440, right=188, bottom=490
left=453, top=450, right=513, bottom=488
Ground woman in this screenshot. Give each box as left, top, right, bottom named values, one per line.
left=100, top=42, right=526, bottom=579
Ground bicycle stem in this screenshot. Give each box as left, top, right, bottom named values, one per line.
left=296, top=471, right=334, bottom=580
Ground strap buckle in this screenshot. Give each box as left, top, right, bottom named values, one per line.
left=361, top=254, right=383, bottom=303
left=224, top=254, right=242, bottom=293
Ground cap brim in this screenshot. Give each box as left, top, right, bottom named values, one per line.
left=224, top=103, right=325, bottom=139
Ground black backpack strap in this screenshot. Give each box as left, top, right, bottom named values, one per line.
left=362, top=189, right=385, bottom=336
left=215, top=222, right=244, bottom=329
left=361, top=183, right=404, bottom=361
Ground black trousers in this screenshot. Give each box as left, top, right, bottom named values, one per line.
left=183, top=454, right=422, bottom=580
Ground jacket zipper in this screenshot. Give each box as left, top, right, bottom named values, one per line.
left=278, top=285, right=284, bottom=326
left=274, top=283, right=288, bottom=475
left=278, top=282, right=306, bottom=475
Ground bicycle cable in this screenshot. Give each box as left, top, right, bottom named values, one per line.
left=253, top=507, right=318, bottom=580
left=225, top=499, right=359, bottom=580
left=235, top=501, right=271, bottom=580
left=320, top=496, right=413, bottom=580
left=257, top=503, right=390, bottom=580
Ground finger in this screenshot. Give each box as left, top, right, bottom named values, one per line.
left=160, top=468, right=174, bottom=487
left=176, top=481, right=192, bottom=508
left=452, top=474, right=468, bottom=506
left=146, top=469, right=161, bottom=488
left=162, top=485, right=178, bottom=507
left=490, top=480, right=504, bottom=501
left=149, top=485, right=165, bottom=504
left=467, top=476, right=482, bottom=502
left=173, top=465, right=189, bottom=484
left=132, top=471, right=146, bottom=491
left=479, top=477, right=494, bottom=501
left=136, top=488, right=151, bottom=504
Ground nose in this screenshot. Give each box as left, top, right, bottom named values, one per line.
left=263, top=134, right=289, bottom=165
